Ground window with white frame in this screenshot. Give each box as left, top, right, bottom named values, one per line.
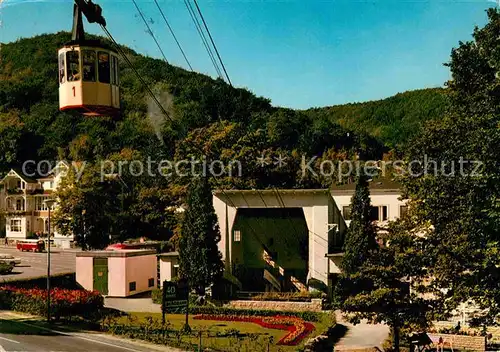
left=10, top=220, right=21, bottom=232
left=233, top=230, right=241, bottom=242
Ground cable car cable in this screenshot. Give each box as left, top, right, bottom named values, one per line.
left=100, top=25, right=174, bottom=124
left=153, top=0, right=193, bottom=71
left=192, top=0, right=232, bottom=86
left=131, top=0, right=169, bottom=65
left=183, top=0, right=223, bottom=79
left=101, top=24, right=272, bottom=272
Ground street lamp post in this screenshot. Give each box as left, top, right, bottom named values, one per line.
left=44, top=199, right=57, bottom=323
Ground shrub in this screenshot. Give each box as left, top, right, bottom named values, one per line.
left=0, top=262, right=14, bottom=275
left=151, top=288, right=162, bottom=304
left=0, top=286, right=103, bottom=320
left=308, top=278, right=328, bottom=293
left=26, top=232, right=38, bottom=239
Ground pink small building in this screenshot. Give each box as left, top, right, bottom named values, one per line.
left=76, top=249, right=157, bottom=297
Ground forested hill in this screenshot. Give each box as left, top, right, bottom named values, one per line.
left=304, top=88, right=447, bottom=149
left=0, top=32, right=446, bottom=186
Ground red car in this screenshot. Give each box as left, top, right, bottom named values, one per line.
left=105, top=243, right=141, bottom=250
left=17, top=240, right=45, bottom=252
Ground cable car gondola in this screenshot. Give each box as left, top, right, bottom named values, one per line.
left=58, top=0, right=120, bottom=116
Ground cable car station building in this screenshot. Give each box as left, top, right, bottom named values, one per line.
left=212, top=181, right=405, bottom=292
left=213, top=189, right=348, bottom=292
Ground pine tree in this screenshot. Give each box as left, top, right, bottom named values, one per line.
left=179, top=176, right=223, bottom=294
left=334, top=174, right=378, bottom=309
left=341, top=174, right=378, bottom=274
left=336, top=177, right=430, bottom=351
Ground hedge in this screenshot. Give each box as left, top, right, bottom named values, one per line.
left=189, top=306, right=324, bottom=322
left=2, top=273, right=78, bottom=289
left=250, top=291, right=324, bottom=302
left=0, top=286, right=103, bottom=320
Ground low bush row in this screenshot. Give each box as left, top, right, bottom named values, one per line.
left=3, top=273, right=78, bottom=289
left=0, top=286, right=103, bottom=320
left=249, top=291, right=324, bottom=302
left=189, top=306, right=324, bottom=322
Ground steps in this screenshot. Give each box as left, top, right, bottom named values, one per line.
left=262, top=249, right=308, bottom=292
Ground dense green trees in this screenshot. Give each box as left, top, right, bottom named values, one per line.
left=329, top=8, right=500, bottom=347
left=399, top=8, right=500, bottom=327
left=305, top=88, right=447, bottom=149
left=54, top=163, right=123, bottom=250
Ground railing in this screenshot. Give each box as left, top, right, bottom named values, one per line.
left=5, top=210, right=32, bottom=216
left=263, top=269, right=281, bottom=291
left=290, top=276, right=308, bottom=292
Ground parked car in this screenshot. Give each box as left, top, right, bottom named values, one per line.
left=0, top=253, right=21, bottom=266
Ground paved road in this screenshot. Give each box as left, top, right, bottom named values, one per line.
left=105, top=295, right=161, bottom=313
left=0, top=246, right=76, bottom=282
left=0, top=314, right=182, bottom=352
left=334, top=311, right=389, bottom=351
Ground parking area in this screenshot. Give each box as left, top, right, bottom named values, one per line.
left=0, top=246, right=77, bottom=281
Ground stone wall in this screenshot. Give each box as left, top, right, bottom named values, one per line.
left=226, top=298, right=322, bottom=312
left=428, top=333, right=485, bottom=352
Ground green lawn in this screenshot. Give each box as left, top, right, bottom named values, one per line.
left=115, top=312, right=335, bottom=352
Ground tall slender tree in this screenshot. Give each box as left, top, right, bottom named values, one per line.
left=334, top=174, right=378, bottom=311
left=179, top=176, right=223, bottom=295
left=341, top=174, right=378, bottom=274
left=337, top=177, right=430, bottom=351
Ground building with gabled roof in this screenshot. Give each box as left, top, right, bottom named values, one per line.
left=0, top=161, right=73, bottom=248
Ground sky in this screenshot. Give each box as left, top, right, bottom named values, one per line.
left=0, top=0, right=496, bottom=109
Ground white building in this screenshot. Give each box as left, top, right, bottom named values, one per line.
left=331, top=178, right=407, bottom=232
left=212, top=189, right=347, bottom=291
left=0, top=161, right=73, bottom=247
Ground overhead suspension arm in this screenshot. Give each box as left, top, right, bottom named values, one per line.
left=71, top=0, right=107, bottom=42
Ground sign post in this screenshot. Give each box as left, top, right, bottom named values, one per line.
left=161, top=280, right=189, bottom=331
left=177, top=278, right=190, bottom=333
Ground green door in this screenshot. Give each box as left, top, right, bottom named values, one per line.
left=93, top=257, right=108, bottom=295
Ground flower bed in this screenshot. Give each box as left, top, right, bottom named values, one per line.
left=193, top=314, right=315, bottom=345
left=189, top=306, right=323, bottom=322
left=0, top=286, right=103, bottom=319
